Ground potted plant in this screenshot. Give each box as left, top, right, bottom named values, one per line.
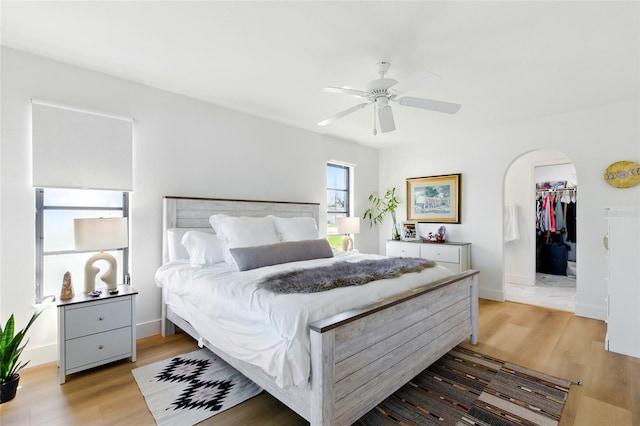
left=1, top=296, right=53, bottom=404
left=363, top=187, right=401, bottom=240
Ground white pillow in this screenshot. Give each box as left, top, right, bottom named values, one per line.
left=209, top=214, right=281, bottom=265
left=270, top=216, right=319, bottom=242
left=180, top=230, right=226, bottom=267
left=167, top=228, right=192, bottom=261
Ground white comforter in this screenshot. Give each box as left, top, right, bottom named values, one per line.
left=155, top=251, right=452, bottom=388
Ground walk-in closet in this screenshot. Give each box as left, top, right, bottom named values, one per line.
left=504, top=152, right=577, bottom=312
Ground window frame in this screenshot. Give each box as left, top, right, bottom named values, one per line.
left=326, top=162, right=354, bottom=248
left=35, top=188, right=129, bottom=303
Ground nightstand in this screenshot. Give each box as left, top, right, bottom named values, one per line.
left=57, top=285, right=137, bottom=384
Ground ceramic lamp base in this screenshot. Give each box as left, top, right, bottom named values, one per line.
left=84, top=251, right=118, bottom=292
left=341, top=235, right=354, bottom=251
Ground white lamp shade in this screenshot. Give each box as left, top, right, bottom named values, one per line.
left=337, top=217, right=360, bottom=235
left=74, top=217, right=129, bottom=251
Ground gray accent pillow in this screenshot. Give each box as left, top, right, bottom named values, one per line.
left=230, top=239, right=334, bottom=271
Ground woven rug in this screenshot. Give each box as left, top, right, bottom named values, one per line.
left=132, top=349, right=262, bottom=426
left=355, top=346, right=574, bottom=426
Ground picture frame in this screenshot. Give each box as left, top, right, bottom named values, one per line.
left=406, top=174, right=461, bottom=223
left=401, top=221, right=419, bottom=241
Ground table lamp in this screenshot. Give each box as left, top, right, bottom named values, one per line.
left=336, top=217, right=360, bottom=252
left=74, top=217, right=128, bottom=292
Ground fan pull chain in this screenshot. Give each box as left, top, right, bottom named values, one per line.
left=372, top=102, right=378, bottom=135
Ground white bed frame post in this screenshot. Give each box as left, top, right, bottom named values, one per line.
left=310, top=329, right=335, bottom=426
left=470, top=273, right=479, bottom=344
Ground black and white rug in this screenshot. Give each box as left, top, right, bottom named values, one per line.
left=132, top=349, right=262, bottom=426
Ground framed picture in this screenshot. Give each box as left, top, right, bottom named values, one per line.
left=401, top=221, right=418, bottom=241
left=406, top=174, right=461, bottom=223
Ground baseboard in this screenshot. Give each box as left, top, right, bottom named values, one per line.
left=479, top=287, right=505, bottom=302
left=575, top=302, right=607, bottom=321
left=23, top=342, right=58, bottom=369
left=137, top=319, right=162, bottom=339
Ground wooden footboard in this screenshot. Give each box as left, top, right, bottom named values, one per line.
left=309, top=269, right=478, bottom=425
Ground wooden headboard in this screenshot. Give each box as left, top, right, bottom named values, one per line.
left=162, top=196, right=320, bottom=264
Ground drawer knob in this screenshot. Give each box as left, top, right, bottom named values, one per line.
left=98, top=345, right=104, bottom=350
left=98, top=316, right=104, bottom=321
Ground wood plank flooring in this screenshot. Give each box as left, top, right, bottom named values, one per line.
left=1, top=299, right=638, bottom=425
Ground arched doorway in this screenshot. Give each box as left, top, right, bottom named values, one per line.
left=503, top=150, right=577, bottom=312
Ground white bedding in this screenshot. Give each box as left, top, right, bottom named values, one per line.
left=155, top=250, right=453, bottom=388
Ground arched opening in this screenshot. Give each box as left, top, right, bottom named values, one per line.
left=503, top=150, right=577, bottom=312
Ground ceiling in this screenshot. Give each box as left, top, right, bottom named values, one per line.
left=2, top=1, right=638, bottom=149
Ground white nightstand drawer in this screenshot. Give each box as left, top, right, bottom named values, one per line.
left=65, top=298, right=132, bottom=339
left=420, top=244, right=460, bottom=263
left=65, top=327, right=132, bottom=370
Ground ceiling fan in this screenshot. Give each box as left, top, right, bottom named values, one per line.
left=317, top=61, right=461, bottom=135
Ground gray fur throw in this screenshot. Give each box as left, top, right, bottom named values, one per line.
left=258, top=257, right=437, bottom=294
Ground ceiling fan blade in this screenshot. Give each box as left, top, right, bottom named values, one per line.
left=390, top=71, right=441, bottom=94
left=317, top=102, right=369, bottom=126
left=395, top=96, right=461, bottom=114
left=377, top=105, right=396, bottom=133
left=322, top=86, right=368, bottom=98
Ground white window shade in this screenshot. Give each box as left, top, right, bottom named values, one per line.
left=32, top=101, right=133, bottom=191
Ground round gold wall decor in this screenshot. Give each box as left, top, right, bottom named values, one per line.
left=604, top=161, right=640, bottom=188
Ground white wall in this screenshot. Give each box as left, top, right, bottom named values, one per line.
left=379, top=98, right=640, bottom=320
left=0, top=47, right=379, bottom=367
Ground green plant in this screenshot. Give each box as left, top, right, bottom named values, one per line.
left=0, top=296, right=53, bottom=383
left=363, top=187, right=401, bottom=240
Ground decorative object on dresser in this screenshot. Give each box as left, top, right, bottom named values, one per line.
left=132, top=349, right=262, bottom=426
left=74, top=217, right=128, bottom=292
left=406, top=174, right=461, bottom=223
left=59, top=271, right=74, bottom=300
left=336, top=216, right=360, bottom=251
left=57, top=285, right=137, bottom=384
left=603, top=160, right=640, bottom=188
left=401, top=221, right=418, bottom=241
left=604, top=207, right=640, bottom=358
left=363, top=187, right=401, bottom=240
left=425, top=225, right=447, bottom=243
left=1, top=296, right=53, bottom=403
left=387, top=240, right=470, bottom=274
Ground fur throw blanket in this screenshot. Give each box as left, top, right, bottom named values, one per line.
left=258, top=257, right=437, bottom=294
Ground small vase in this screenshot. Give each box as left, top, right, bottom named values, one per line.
left=392, top=223, right=401, bottom=240
left=0, top=374, right=20, bottom=404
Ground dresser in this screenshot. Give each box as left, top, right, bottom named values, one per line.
left=57, top=285, right=137, bottom=384
left=604, top=208, right=640, bottom=358
left=386, top=240, right=471, bottom=273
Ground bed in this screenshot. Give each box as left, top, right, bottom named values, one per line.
left=157, top=196, right=479, bottom=425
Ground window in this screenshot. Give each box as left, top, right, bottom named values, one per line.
left=327, top=163, right=351, bottom=249
left=35, top=188, right=129, bottom=302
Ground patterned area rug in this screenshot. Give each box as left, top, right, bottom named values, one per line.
left=355, top=346, right=574, bottom=426
left=132, top=349, right=262, bottom=426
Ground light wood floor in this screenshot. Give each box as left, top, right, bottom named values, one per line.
left=1, top=299, right=638, bottom=425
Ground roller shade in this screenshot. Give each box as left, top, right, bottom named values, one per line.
left=32, top=101, right=133, bottom=191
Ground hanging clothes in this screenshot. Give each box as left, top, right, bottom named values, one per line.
left=565, top=201, right=577, bottom=242
left=549, top=195, right=556, bottom=232
left=540, top=194, right=556, bottom=233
